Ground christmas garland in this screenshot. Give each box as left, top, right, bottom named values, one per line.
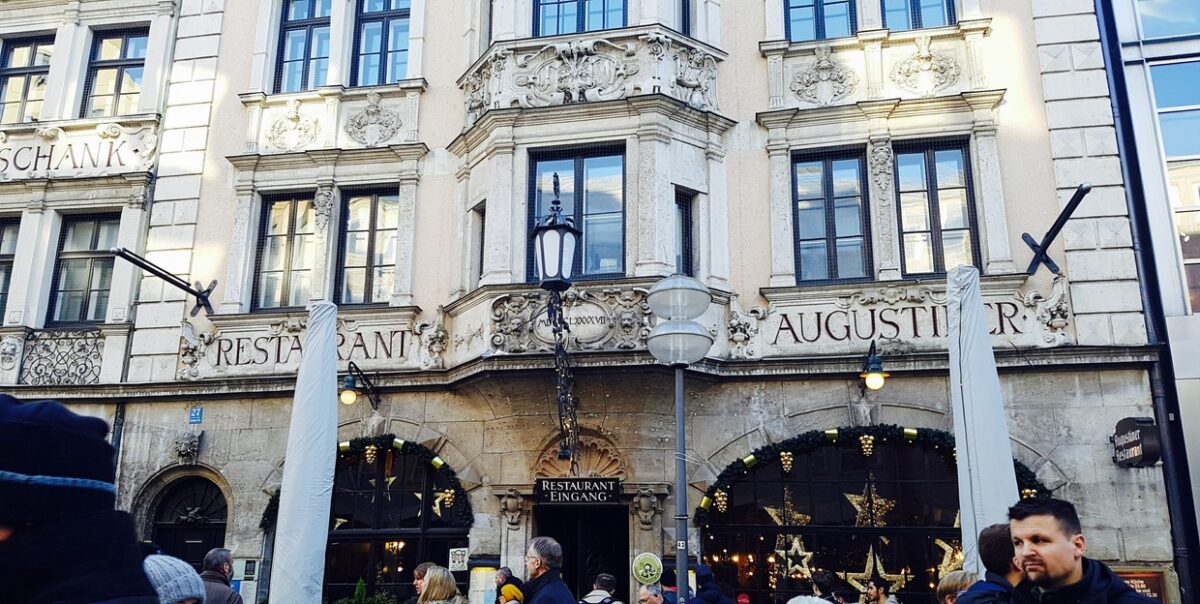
left=693, top=424, right=1049, bottom=524
left=258, top=434, right=474, bottom=531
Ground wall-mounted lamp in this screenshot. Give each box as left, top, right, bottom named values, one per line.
left=860, top=341, right=888, bottom=392
left=339, top=361, right=381, bottom=410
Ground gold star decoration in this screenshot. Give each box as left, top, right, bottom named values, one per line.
left=765, top=487, right=815, bottom=580
left=844, top=477, right=896, bottom=527
left=839, top=546, right=913, bottom=600
left=367, top=476, right=398, bottom=502
left=934, top=539, right=965, bottom=578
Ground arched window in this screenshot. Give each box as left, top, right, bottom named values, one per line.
left=696, top=426, right=1045, bottom=604
left=324, top=435, right=472, bottom=600
left=153, top=476, right=228, bottom=569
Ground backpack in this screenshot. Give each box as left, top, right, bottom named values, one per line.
left=581, top=597, right=614, bottom=604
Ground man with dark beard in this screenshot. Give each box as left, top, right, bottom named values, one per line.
left=1008, top=498, right=1151, bottom=604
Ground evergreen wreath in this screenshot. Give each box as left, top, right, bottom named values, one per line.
left=258, top=434, right=474, bottom=531
left=694, top=423, right=1050, bottom=524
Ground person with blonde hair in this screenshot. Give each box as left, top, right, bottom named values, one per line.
left=419, top=566, right=467, bottom=604
left=936, top=570, right=979, bottom=604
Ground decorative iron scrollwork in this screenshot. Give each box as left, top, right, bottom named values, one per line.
left=19, top=328, right=104, bottom=386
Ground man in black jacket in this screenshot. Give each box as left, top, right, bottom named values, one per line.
left=687, top=565, right=732, bottom=604
left=956, top=524, right=1027, bottom=604
left=1008, top=498, right=1153, bottom=604
left=201, top=548, right=245, bottom=604
left=0, top=394, right=159, bottom=603
left=524, top=537, right=576, bottom=604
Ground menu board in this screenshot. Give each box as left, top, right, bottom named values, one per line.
left=1115, top=570, right=1168, bottom=603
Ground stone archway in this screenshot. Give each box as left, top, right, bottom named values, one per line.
left=532, top=431, right=628, bottom=479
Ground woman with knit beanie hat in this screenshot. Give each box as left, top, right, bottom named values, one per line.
left=143, top=554, right=207, bottom=604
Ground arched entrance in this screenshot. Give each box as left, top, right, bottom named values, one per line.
left=323, top=435, right=473, bottom=600
left=696, top=425, right=1047, bottom=604
left=152, top=476, right=228, bottom=569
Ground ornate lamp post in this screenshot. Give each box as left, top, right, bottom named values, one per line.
left=646, top=274, right=714, bottom=598
left=531, top=174, right=583, bottom=467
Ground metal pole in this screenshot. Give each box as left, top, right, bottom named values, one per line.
left=674, top=366, right=688, bottom=602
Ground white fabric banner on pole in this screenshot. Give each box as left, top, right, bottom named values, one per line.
left=268, top=301, right=338, bottom=603
left=947, top=266, right=1020, bottom=576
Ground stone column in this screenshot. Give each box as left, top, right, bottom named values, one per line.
left=138, top=0, right=178, bottom=114
left=961, top=20, right=990, bottom=91
left=310, top=184, right=337, bottom=305
left=407, top=0, right=427, bottom=79
left=328, top=0, right=354, bottom=86
left=42, top=9, right=85, bottom=120
left=859, top=0, right=882, bottom=29
left=764, top=0, right=785, bottom=40
left=392, top=156, right=421, bottom=307
left=639, top=0, right=673, bottom=25
left=963, top=91, right=1017, bottom=275
left=767, top=132, right=796, bottom=286
left=480, top=123, right=517, bottom=286
left=106, top=183, right=151, bottom=325
left=496, top=490, right=530, bottom=574
left=4, top=187, right=54, bottom=327
left=958, top=0, right=983, bottom=20
left=491, top=0, right=518, bottom=42
left=860, top=32, right=887, bottom=99
left=249, top=0, right=282, bottom=92
left=634, top=117, right=675, bottom=278
left=451, top=163, right=472, bottom=297
left=703, top=140, right=731, bottom=290
left=763, top=45, right=786, bottom=110
left=701, top=0, right=721, bottom=45
left=221, top=184, right=258, bottom=314
left=867, top=138, right=901, bottom=280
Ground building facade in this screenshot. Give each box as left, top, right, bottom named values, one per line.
left=0, top=0, right=1187, bottom=602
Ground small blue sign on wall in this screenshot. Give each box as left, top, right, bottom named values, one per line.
left=189, top=407, right=203, bottom=424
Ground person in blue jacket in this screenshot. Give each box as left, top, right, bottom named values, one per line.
left=956, top=523, right=1029, bottom=604
left=523, top=537, right=577, bottom=604
left=1008, top=498, right=1154, bottom=604
left=687, top=565, right=732, bottom=604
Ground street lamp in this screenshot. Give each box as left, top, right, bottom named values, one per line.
left=531, top=173, right=583, bottom=467
left=339, top=361, right=381, bottom=410
left=860, top=341, right=888, bottom=392
left=646, top=273, right=714, bottom=598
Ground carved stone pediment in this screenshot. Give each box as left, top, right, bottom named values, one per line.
left=891, top=36, right=960, bottom=97
left=791, top=46, right=858, bottom=106
left=534, top=434, right=627, bottom=479
left=267, top=99, right=321, bottom=151
left=489, top=287, right=652, bottom=353
left=514, top=39, right=641, bottom=106
left=344, top=91, right=402, bottom=147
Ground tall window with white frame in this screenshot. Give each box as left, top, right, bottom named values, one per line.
left=881, top=0, right=954, bottom=31
left=48, top=215, right=119, bottom=324
left=792, top=151, right=871, bottom=282
left=894, top=141, right=980, bottom=276
left=0, top=36, right=54, bottom=124
left=337, top=190, right=399, bottom=305
left=277, top=0, right=331, bottom=93
left=535, top=0, right=626, bottom=37
left=1150, top=60, right=1200, bottom=313
left=254, top=196, right=316, bottom=310
left=528, top=146, right=625, bottom=280
left=0, top=220, right=17, bottom=317
left=786, top=0, right=856, bottom=42
left=352, top=0, right=411, bottom=86
left=81, top=30, right=148, bottom=118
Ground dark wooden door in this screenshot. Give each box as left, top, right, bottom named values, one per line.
left=535, top=505, right=630, bottom=603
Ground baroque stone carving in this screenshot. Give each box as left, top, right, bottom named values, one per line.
left=534, top=434, right=628, bottom=479
left=1017, top=273, right=1071, bottom=347
left=0, top=335, right=21, bottom=369
left=179, top=319, right=218, bottom=381
left=267, top=317, right=307, bottom=336
left=344, top=91, right=402, bottom=146
left=19, top=329, right=104, bottom=386
left=673, top=47, right=719, bottom=111
left=869, top=143, right=895, bottom=259
left=35, top=126, right=63, bottom=141
left=791, top=46, right=857, bottom=107
left=891, top=36, right=960, bottom=97
left=313, top=187, right=335, bottom=233
left=490, top=287, right=652, bottom=353
left=267, top=99, right=321, bottom=151
left=728, top=297, right=769, bottom=360
left=173, top=431, right=202, bottom=464
left=835, top=286, right=945, bottom=309
left=416, top=308, right=449, bottom=369
left=499, top=489, right=524, bottom=529
left=850, top=394, right=876, bottom=427
left=630, top=488, right=662, bottom=529
left=513, top=38, right=640, bottom=107
left=869, top=144, right=894, bottom=193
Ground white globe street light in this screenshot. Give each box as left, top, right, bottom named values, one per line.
left=646, top=273, right=713, bottom=597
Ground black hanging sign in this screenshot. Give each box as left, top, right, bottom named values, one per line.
left=1111, top=417, right=1162, bottom=468
left=535, top=477, right=621, bottom=504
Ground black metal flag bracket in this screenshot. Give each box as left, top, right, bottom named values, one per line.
left=1022, top=183, right=1092, bottom=275
left=111, top=247, right=217, bottom=316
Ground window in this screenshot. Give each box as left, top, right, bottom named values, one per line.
left=0, top=220, right=17, bottom=317
left=786, top=0, right=856, bottom=42
left=82, top=30, right=148, bottom=118
left=894, top=142, right=979, bottom=276
left=535, top=0, right=626, bottom=37
left=473, top=204, right=487, bottom=285
left=528, top=146, right=625, bottom=280
left=675, top=187, right=695, bottom=276
left=325, top=440, right=470, bottom=600
left=254, top=197, right=316, bottom=309
left=337, top=190, right=398, bottom=304
left=1139, top=0, right=1200, bottom=39
left=49, top=215, right=119, bottom=324
left=792, top=152, right=871, bottom=282
left=277, top=0, right=331, bottom=93
left=0, top=37, right=54, bottom=124
left=353, top=0, right=411, bottom=86
left=881, top=0, right=953, bottom=31
left=1151, top=61, right=1200, bottom=312
left=679, top=0, right=692, bottom=36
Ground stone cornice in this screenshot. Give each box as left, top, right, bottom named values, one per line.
left=756, top=89, right=1007, bottom=131
left=224, top=143, right=429, bottom=182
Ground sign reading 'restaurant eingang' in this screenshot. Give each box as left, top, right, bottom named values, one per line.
left=534, top=477, right=621, bottom=505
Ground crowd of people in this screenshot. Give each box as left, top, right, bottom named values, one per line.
left=0, top=394, right=1165, bottom=604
